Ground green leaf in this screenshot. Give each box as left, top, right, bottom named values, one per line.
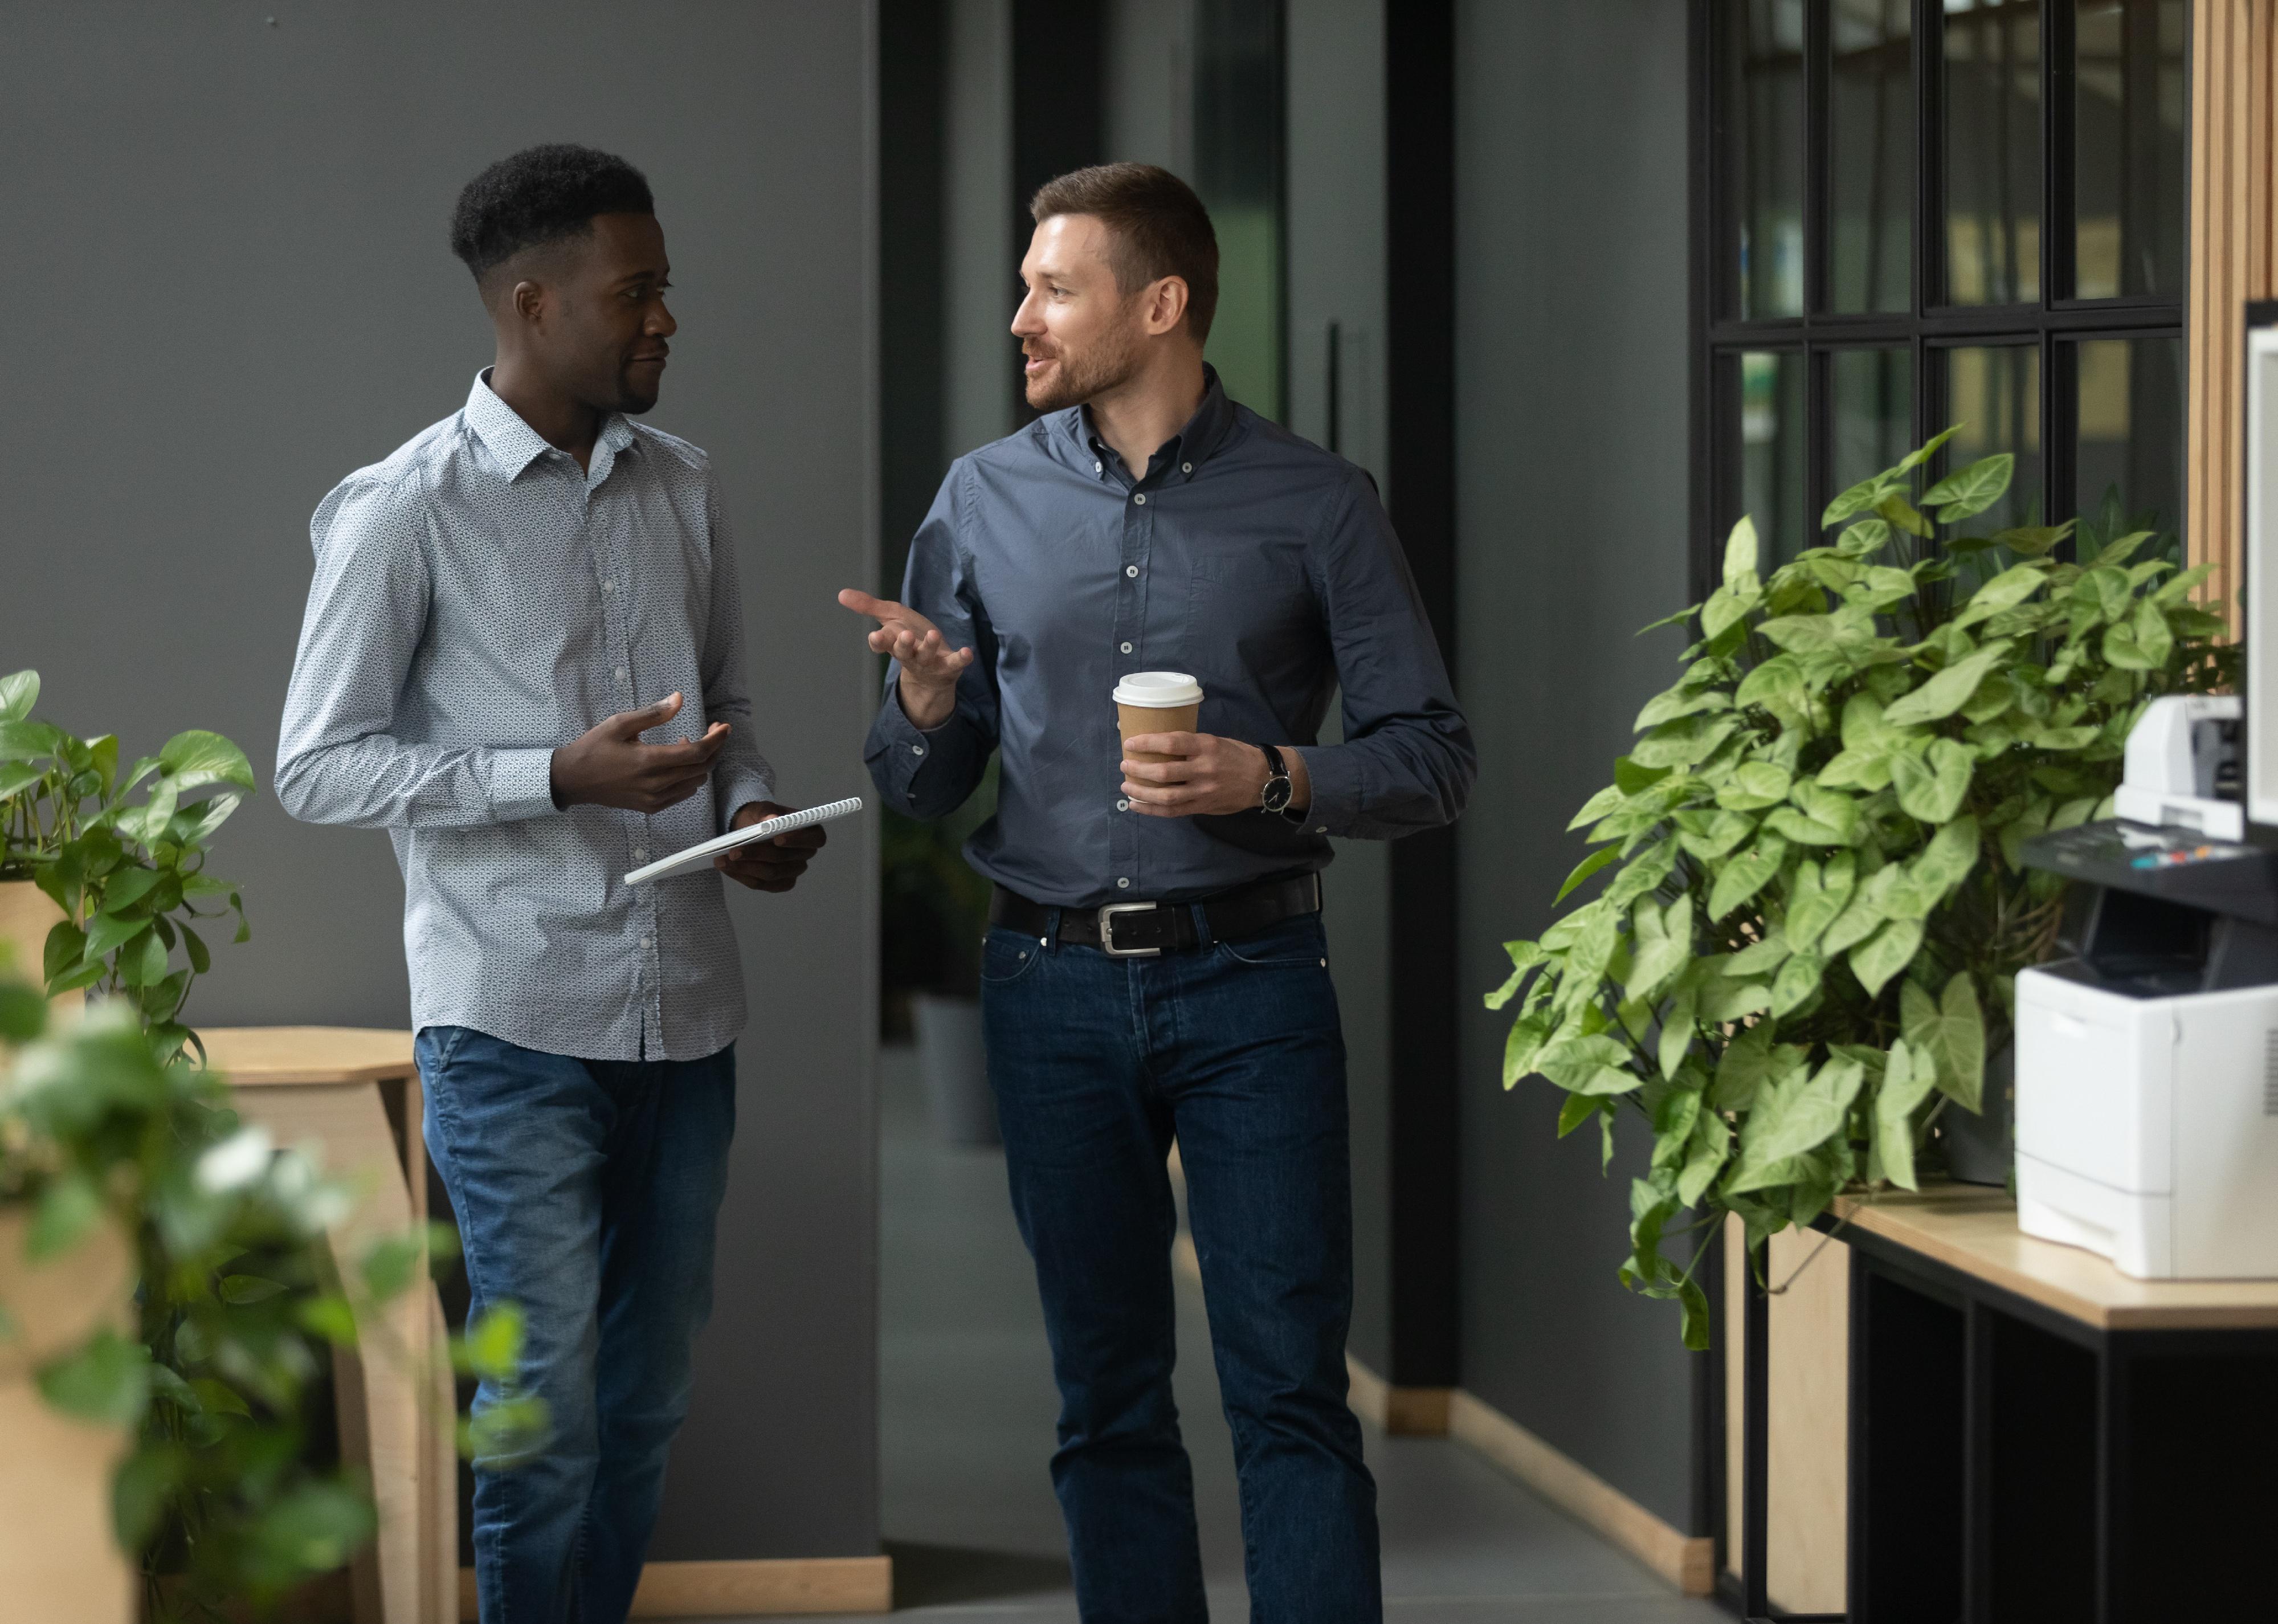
left=1723, top=514, right=1761, bottom=593
left=1675, top=807, right=1757, bottom=863
left=81, top=910, right=150, bottom=966
left=1658, top=981, right=1699, bottom=1080
left=1539, top=1034, right=1644, bottom=1096
left=1878, top=491, right=1936, bottom=538
left=1995, top=523, right=2072, bottom=558
left=1823, top=472, right=1893, bottom=528
left=360, top=1234, right=426, bottom=1301
left=1716, top=761, right=1793, bottom=811
left=1503, top=1016, right=1553, bottom=1087
left=36, top=1329, right=150, bottom=1427
left=1874, top=1038, right=1941, bottom=1192
left=1882, top=641, right=2012, bottom=728
left=113, top=1445, right=185, bottom=1552
left=1632, top=713, right=1741, bottom=770
left=1698, top=970, right=1772, bottom=1024
left=1892, top=737, right=1975, bottom=823
left=462, top=1304, right=528, bottom=1383
left=1708, top=834, right=1789, bottom=922
left=0, top=668, right=38, bottom=723
left=28, top=1172, right=104, bottom=1259
left=1835, top=517, right=1894, bottom=557
left=1952, top=562, right=2048, bottom=628
left=157, top=729, right=256, bottom=793
left=1848, top=917, right=1924, bottom=999
left=1627, top=896, right=1693, bottom=1003
left=1557, top=1092, right=1605, bottom=1137
left=1636, top=685, right=1733, bottom=731
left=1486, top=941, right=1545, bottom=1010
left=117, top=927, right=169, bottom=989
left=1924, top=452, right=2014, bottom=521
left=1770, top=949, right=1826, bottom=1017
left=101, top=866, right=164, bottom=914
left=1726, top=927, right=1790, bottom=976
left=1677, top=1111, right=1733, bottom=1207
left=1895, top=425, right=1962, bottom=475
left=1734, top=653, right=1808, bottom=714
left=1701, top=584, right=1761, bottom=640
left=2131, top=597, right=2174, bottom=667
left=1554, top=844, right=1622, bottom=904
left=1765, top=806, right=1850, bottom=847
left=248, top=1480, right=375, bottom=1582
left=181, top=923, right=211, bottom=976
left=218, top=1274, right=289, bottom=1305
left=1783, top=853, right=1854, bottom=950
left=168, top=791, right=245, bottom=850
left=1605, top=840, right=1678, bottom=912
left=1910, top=815, right=1981, bottom=904
left=1903, top=973, right=1986, bottom=1112
left=1728, top=1058, right=1867, bottom=1192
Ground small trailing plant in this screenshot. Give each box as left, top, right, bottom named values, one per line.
left=1, top=668, right=251, bottom=1063
left=1486, top=430, right=2234, bottom=1348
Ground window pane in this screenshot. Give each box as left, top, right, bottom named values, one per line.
left=1943, top=344, right=2043, bottom=532
left=2073, top=336, right=2183, bottom=551
left=1741, top=351, right=1808, bottom=564
left=2073, top=0, right=2187, bottom=299
left=1192, top=0, right=1284, bottom=419
left=1834, top=348, right=1916, bottom=493
left=1831, top=0, right=1913, bottom=313
left=1944, top=0, right=2042, bottom=305
left=1733, top=0, right=1806, bottom=319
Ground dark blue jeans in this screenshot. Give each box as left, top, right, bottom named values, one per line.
left=415, top=1026, right=736, bottom=1624
left=980, top=909, right=1382, bottom=1623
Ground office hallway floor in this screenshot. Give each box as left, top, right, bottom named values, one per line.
left=767, top=1046, right=1726, bottom=1623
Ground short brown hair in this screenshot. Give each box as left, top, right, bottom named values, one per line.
left=1030, top=163, right=1219, bottom=342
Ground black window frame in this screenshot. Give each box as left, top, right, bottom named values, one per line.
left=1691, top=0, right=2189, bottom=606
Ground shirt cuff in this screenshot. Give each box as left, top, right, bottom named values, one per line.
left=1291, top=745, right=1360, bottom=838
left=715, top=769, right=777, bottom=834
left=487, top=747, right=560, bottom=824
left=876, top=687, right=946, bottom=797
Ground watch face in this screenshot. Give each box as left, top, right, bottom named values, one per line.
left=1262, top=776, right=1293, bottom=813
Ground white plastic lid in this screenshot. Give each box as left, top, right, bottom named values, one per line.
left=1112, top=671, right=1204, bottom=707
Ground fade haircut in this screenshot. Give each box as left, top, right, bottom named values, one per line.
left=449, top=144, right=654, bottom=296
left=1030, top=163, right=1219, bottom=342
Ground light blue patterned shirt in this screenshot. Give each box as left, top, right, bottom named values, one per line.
left=276, top=372, right=774, bottom=1062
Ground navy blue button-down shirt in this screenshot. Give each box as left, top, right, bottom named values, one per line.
left=864, top=371, right=1473, bottom=908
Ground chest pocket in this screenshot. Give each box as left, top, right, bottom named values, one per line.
left=1185, top=550, right=1315, bottom=657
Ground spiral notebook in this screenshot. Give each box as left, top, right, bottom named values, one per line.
left=624, top=796, right=864, bottom=886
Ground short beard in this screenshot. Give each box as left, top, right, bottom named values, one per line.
left=1024, top=325, right=1145, bottom=414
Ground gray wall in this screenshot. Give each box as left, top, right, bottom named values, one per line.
left=0, top=1, right=880, bottom=1561
left=1452, top=0, right=1701, bottom=1530
left=1284, top=0, right=1395, bottom=1380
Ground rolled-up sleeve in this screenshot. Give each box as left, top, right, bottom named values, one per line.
left=697, top=484, right=778, bottom=829
left=864, top=464, right=998, bottom=821
left=1292, top=471, right=1475, bottom=840
left=275, top=471, right=560, bottom=829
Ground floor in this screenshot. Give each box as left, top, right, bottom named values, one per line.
left=759, top=1047, right=1728, bottom=1623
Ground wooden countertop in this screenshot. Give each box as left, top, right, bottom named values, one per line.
left=195, top=1026, right=417, bottom=1088
left=1828, top=1185, right=2278, bottom=1332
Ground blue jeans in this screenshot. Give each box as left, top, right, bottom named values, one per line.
left=980, top=909, right=1382, bottom=1623
left=415, top=1026, right=736, bottom=1624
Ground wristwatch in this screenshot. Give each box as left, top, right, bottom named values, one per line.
left=1259, top=744, right=1295, bottom=814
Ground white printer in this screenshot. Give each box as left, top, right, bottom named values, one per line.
left=2015, top=696, right=2278, bottom=1279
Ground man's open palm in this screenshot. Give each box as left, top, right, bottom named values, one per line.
left=839, top=589, right=974, bottom=729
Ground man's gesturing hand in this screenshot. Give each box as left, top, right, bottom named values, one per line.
left=715, top=801, right=828, bottom=892
left=550, top=692, right=728, bottom=814
left=1121, top=733, right=1310, bottom=819
left=838, top=589, right=974, bottom=730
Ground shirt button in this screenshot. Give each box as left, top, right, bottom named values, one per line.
left=634, top=847, right=650, bottom=861
left=1120, top=641, right=1133, bottom=654
left=1316, top=826, right=1328, bottom=834
left=601, top=580, right=616, bottom=593
left=1116, top=798, right=1130, bottom=811
left=1095, top=461, right=1104, bottom=473
left=1133, top=493, right=1147, bottom=505
left=1182, top=462, right=1193, bottom=474
left=1125, top=565, right=1139, bottom=578
left=614, top=666, right=629, bottom=684
left=639, top=935, right=655, bottom=950
left=912, top=744, right=925, bottom=756
left=1117, top=878, right=1131, bottom=889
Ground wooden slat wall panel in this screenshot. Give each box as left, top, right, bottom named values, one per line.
left=2189, top=0, right=2278, bottom=632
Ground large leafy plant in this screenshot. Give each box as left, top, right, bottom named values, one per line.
left=1487, top=431, right=2232, bottom=1348
left=1, top=670, right=252, bottom=1062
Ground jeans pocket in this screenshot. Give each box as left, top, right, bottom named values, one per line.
left=979, top=926, right=1047, bottom=986
left=1215, top=914, right=1329, bottom=969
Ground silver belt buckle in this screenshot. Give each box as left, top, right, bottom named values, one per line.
left=1099, top=901, right=1165, bottom=957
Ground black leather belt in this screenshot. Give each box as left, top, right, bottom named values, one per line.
left=989, top=873, right=1323, bottom=958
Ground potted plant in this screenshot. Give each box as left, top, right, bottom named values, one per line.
left=0, top=669, right=252, bottom=1060
left=1486, top=432, right=2232, bottom=1346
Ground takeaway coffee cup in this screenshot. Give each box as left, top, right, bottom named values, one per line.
left=1114, top=671, right=1204, bottom=764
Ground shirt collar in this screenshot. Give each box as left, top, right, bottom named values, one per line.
left=464, top=369, right=636, bottom=480
left=1067, top=364, right=1236, bottom=484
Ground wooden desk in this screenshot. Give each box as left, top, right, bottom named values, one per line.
left=1744, top=1184, right=2278, bottom=1623
left=201, top=1029, right=455, bottom=1624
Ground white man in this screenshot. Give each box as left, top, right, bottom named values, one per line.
left=276, top=145, right=826, bottom=1623
left=841, top=163, right=1473, bottom=1621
